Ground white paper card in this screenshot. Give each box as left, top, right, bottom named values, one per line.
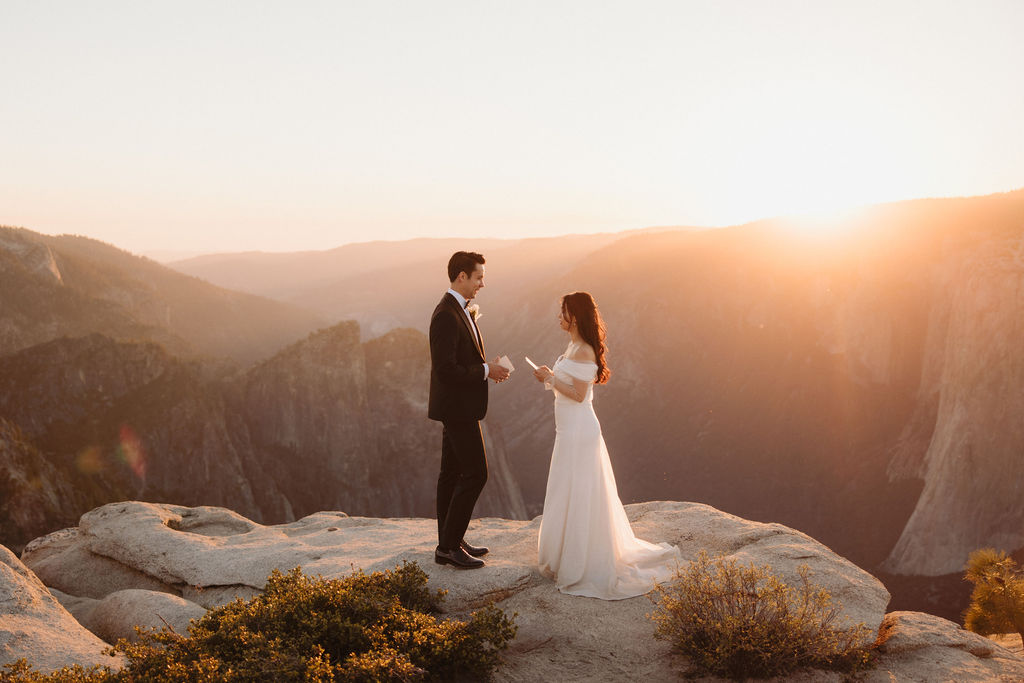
left=524, top=356, right=539, bottom=370
left=497, top=355, right=515, bottom=372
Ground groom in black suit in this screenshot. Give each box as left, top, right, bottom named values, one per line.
left=428, top=251, right=509, bottom=569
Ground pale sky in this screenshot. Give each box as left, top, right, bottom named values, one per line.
left=2, top=1, right=1022, bottom=255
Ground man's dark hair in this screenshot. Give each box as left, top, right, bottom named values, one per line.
left=447, top=251, right=485, bottom=282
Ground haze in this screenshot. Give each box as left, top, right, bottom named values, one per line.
left=2, top=0, right=1022, bottom=256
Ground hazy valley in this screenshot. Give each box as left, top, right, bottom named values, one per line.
left=3, top=190, right=1024, bottom=621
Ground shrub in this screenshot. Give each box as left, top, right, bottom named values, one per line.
left=648, top=551, right=874, bottom=680
left=1, top=561, right=517, bottom=683
left=0, top=660, right=112, bottom=683
left=963, top=547, right=1024, bottom=648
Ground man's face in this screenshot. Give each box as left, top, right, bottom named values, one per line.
left=457, top=264, right=485, bottom=300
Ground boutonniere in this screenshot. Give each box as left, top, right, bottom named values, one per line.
left=467, top=303, right=481, bottom=321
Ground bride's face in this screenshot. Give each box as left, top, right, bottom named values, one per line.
left=558, top=307, right=572, bottom=332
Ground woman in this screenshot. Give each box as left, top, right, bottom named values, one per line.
left=533, top=292, right=680, bottom=600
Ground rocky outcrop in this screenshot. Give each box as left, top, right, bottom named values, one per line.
left=0, top=544, right=120, bottom=673
left=22, top=500, right=889, bottom=679
left=869, top=611, right=1024, bottom=682
left=52, top=588, right=205, bottom=644
left=17, top=500, right=1024, bottom=680
left=23, top=527, right=175, bottom=600
left=989, top=633, right=1024, bottom=657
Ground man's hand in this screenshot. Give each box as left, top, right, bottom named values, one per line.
left=488, top=357, right=511, bottom=383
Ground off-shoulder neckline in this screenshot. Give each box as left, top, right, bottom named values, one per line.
left=559, top=357, right=597, bottom=366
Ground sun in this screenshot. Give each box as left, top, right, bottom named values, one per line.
left=778, top=206, right=869, bottom=241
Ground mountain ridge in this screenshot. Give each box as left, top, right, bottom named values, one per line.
left=0, top=226, right=325, bottom=365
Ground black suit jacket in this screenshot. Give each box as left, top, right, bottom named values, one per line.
left=428, top=293, right=487, bottom=422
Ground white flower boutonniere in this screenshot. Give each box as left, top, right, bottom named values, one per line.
left=467, top=303, right=481, bottom=321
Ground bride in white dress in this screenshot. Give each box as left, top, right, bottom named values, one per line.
left=533, top=291, right=681, bottom=600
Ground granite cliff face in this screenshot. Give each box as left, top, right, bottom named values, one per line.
left=0, top=325, right=526, bottom=550
left=0, top=334, right=285, bottom=541
left=0, top=419, right=80, bottom=551
left=239, top=322, right=526, bottom=521
left=242, top=322, right=374, bottom=518
left=882, top=224, right=1024, bottom=575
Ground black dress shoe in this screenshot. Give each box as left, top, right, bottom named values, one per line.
left=435, top=545, right=485, bottom=569
left=460, top=540, right=489, bottom=557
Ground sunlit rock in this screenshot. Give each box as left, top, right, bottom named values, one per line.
left=0, top=544, right=120, bottom=673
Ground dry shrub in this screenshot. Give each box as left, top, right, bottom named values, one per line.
left=648, top=550, right=874, bottom=680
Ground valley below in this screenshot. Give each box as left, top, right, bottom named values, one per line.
left=3, top=189, right=1024, bottom=623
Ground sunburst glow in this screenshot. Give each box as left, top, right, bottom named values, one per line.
left=0, top=2, right=1021, bottom=252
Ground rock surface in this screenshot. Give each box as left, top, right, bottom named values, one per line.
left=52, top=588, right=205, bottom=644
left=0, top=544, right=120, bottom=673
left=989, top=632, right=1024, bottom=657
left=20, top=527, right=174, bottom=600
left=13, top=500, right=881, bottom=680
left=23, top=501, right=888, bottom=632
left=866, top=611, right=1024, bottom=682
left=17, top=500, right=1024, bottom=680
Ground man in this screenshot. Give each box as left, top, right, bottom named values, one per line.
left=428, top=251, right=510, bottom=569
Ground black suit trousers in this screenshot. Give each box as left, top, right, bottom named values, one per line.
left=436, top=419, right=488, bottom=549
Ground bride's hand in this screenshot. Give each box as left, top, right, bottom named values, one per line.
left=533, top=366, right=553, bottom=383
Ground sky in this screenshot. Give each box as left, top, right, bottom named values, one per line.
left=2, top=0, right=1023, bottom=256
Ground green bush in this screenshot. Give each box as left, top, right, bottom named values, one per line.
left=963, top=547, right=1024, bottom=648
left=1, top=562, right=516, bottom=683
left=648, top=551, right=874, bottom=680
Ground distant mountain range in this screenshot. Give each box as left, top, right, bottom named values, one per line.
left=0, top=227, right=324, bottom=365
left=3, top=191, right=1024, bottom=622
left=167, top=229, right=678, bottom=339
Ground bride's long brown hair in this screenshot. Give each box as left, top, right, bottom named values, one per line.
left=562, top=291, right=610, bottom=384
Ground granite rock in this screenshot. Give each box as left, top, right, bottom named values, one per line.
left=0, top=544, right=120, bottom=673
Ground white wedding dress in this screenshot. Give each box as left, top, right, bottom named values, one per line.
left=537, top=355, right=681, bottom=600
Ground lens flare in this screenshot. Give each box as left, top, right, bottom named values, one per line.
left=116, top=425, right=147, bottom=481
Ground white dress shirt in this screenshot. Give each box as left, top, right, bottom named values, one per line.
left=447, top=288, right=488, bottom=380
